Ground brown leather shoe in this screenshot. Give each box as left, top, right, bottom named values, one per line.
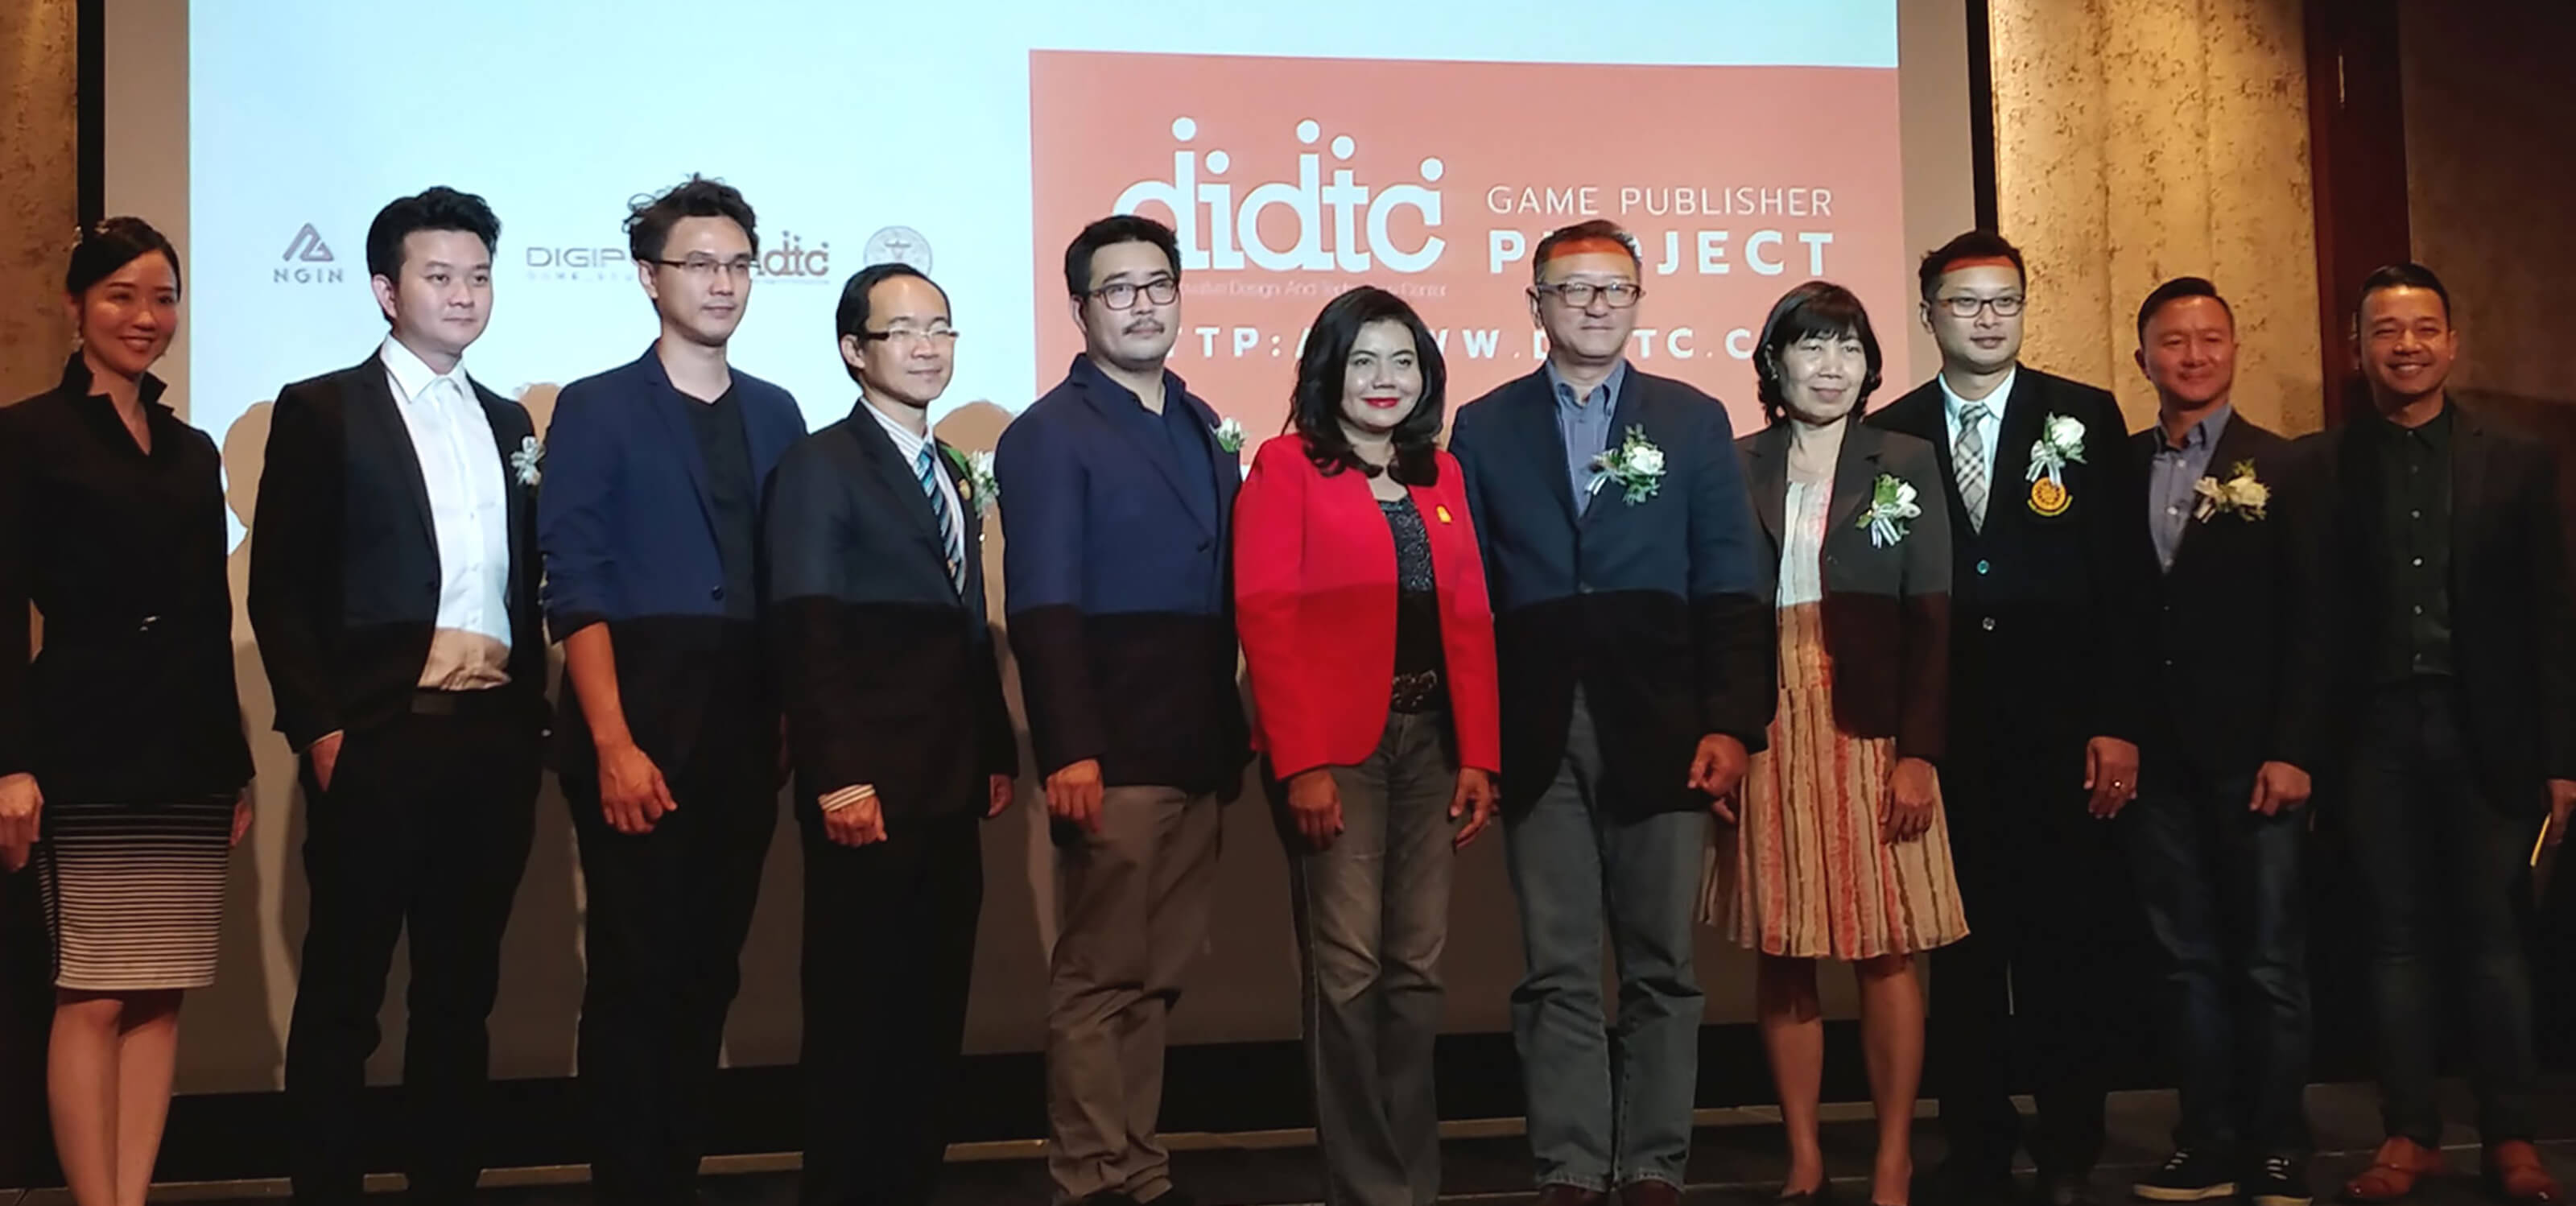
left=1538, top=1185, right=1609, bottom=1206
left=2485, top=1141, right=2564, bottom=1205
left=2343, top=1137, right=2450, bottom=1203
left=1620, top=1181, right=1684, bottom=1206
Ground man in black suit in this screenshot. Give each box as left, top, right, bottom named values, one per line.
left=2116, top=278, right=2315, bottom=1206
left=250, top=186, right=548, bottom=1206
left=2284, top=264, right=2572, bottom=1206
left=765, top=263, right=1018, bottom=1206
left=1867, top=231, right=2155, bottom=1206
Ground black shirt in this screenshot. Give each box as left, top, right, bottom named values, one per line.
left=1381, top=495, right=1446, bottom=711
left=680, top=386, right=760, bottom=624
left=0, top=357, right=254, bottom=802
left=2371, top=403, right=2454, bottom=682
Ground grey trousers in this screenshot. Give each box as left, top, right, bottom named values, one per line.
left=1046, top=786, right=1224, bottom=1204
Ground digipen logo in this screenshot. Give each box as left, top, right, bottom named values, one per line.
left=754, top=230, right=832, bottom=281
left=273, top=223, right=345, bottom=285
left=1114, top=118, right=1445, bottom=274
left=523, top=244, right=632, bottom=282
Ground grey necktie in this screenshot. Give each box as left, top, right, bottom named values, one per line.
left=1955, top=403, right=1992, bottom=532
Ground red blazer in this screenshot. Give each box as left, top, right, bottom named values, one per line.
left=1235, top=435, right=1502, bottom=781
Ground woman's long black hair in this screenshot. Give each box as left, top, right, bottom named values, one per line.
left=1287, top=285, right=1447, bottom=484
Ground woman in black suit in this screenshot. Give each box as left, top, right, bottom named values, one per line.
left=1704, top=282, right=1963, bottom=1206
left=0, top=218, right=254, bottom=1205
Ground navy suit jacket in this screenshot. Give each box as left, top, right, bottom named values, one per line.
left=539, top=347, right=807, bottom=773
left=765, top=405, right=1015, bottom=820
left=995, top=355, right=1249, bottom=795
left=1448, top=365, right=1773, bottom=817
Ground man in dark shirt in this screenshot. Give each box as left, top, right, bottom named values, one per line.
left=538, top=177, right=808, bottom=1206
left=2283, top=263, right=2573, bottom=1206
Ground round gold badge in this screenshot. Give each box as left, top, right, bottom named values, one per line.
left=2028, top=477, right=2071, bottom=516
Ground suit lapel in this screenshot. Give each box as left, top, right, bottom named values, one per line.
left=1988, top=373, right=2045, bottom=528
left=1877, top=384, right=1971, bottom=539
left=1081, top=378, right=1215, bottom=536
left=641, top=355, right=721, bottom=546
left=2165, top=413, right=2255, bottom=573
left=1826, top=423, right=1885, bottom=539
left=1579, top=371, right=1642, bottom=531
left=346, top=360, right=439, bottom=555
left=472, top=382, right=532, bottom=615
left=2450, top=407, right=2491, bottom=579
left=1742, top=423, right=1790, bottom=547
left=945, top=440, right=990, bottom=623
left=847, top=406, right=956, bottom=585
left=1508, top=372, right=1582, bottom=530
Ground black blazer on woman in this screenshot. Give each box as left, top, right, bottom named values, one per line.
left=0, top=356, right=252, bottom=802
left=1738, top=419, right=1952, bottom=762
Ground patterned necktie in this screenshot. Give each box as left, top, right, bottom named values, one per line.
left=916, top=443, right=965, bottom=593
left=1955, top=403, right=1992, bottom=532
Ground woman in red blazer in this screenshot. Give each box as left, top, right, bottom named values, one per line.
left=1235, top=286, right=1500, bottom=1205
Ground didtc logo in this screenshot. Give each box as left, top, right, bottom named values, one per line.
left=275, top=223, right=345, bottom=285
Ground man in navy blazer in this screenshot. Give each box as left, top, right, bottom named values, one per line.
left=1447, top=221, right=1773, bottom=1206
left=997, top=214, right=1249, bottom=1206
left=536, top=177, right=807, bottom=1206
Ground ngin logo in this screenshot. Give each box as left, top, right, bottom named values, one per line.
left=1115, top=118, right=1444, bottom=274
left=274, top=223, right=345, bottom=285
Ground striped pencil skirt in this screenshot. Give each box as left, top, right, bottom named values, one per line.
left=35, top=795, right=237, bottom=991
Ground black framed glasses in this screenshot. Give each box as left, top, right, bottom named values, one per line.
left=1937, top=294, right=2025, bottom=318
left=1534, top=280, right=1644, bottom=309
left=1085, top=276, right=1179, bottom=310
left=649, top=255, right=757, bottom=280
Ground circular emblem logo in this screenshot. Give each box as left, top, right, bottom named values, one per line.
left=865, top=226, right=931, bottom=272
left=2028, top=477, right=2072, bottom=517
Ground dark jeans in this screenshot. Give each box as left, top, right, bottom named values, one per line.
left=568, top=724, right=778, bottom=1206
left=1504, top=689, right=1707, bottom=1192
left=286, top=703, right=541, bottom=1206
left=800, top=810, right=982, bottom=1206
left=2343, top=681, right=2540, bottom=1145
left=1277, top=709, right=1459, bottom=1206
left=2124, top=767, right=2312, bottom=1156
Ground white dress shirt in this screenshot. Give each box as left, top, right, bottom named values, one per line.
left=379, top=336, right=514, bottom=689
left=1938, top=366, right=2017, bottom=491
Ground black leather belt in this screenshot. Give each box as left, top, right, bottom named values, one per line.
left=1389, top=669, right=1445, bottom=715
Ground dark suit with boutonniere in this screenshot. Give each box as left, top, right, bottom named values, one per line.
left=1868, top=366, right=2156, bottom=1187
left=1447, top=361, right=1772, bottom=1195
left=2122, top=407, right=2318, bottom=1170
left=249, top=339, right=549, bottom=1205
left=765, top=399, right=1017, bottom=1206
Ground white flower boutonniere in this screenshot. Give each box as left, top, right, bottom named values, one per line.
left=511, top=436, right=543, bottom=487
left=1212, top=416, right=1246, bottom=453
left=1856, top=473, right=1922, bottom=548
left=1588, top=425, right=1666, bottom=506
left=2191, top=459, right=2269, bottom=522
left=2025, top=413, right=2086, bottom=516
left=943, top=446, right=1000, bottom=519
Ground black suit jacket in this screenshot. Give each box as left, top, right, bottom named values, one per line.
left=2282, top=401, right=2576, bottom=816
left=1739, top=420, right=1951, bottom=761
left=1447, top=366, right=1773, bottom=817
left=764, top=407, right=1015, bottom=821
left=248, top=355, right=548, bottom=751
left=1868, top=367, right=2156, bottom=759
left=2128, top=412, right=2303, bottom=784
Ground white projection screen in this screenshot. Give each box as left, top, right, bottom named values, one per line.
left=101, top=0, right=1979, bottom=1094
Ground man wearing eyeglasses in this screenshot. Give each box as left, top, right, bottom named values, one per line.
left=765, top=262, right=1016, bottom=1206
left=1447, top=219, right=1772, bottom=1206
left=1868, top=231, right=2155, bottom=1206
left=539, top=175, right=809, bottom=1206
left=997, top=213, right=1249, bottom=1206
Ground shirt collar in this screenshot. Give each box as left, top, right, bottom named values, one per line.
left=1545, top=357, right=1629, bottom=410
left=1938, top=366, right=2017, bottom=423
left=380, top=335, right=472, bottom=407
left=2157, top=402, right=2234, bottom=455
left=860, top=394, right=935, bottom=461
left=55, top=352, right=171, bottom=414
left=1070, top=353, right=1192, bottom=419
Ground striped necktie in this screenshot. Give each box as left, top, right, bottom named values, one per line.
left=916, top=443, right=965, bottom=593
left=1955, top=402, right=1992, bottom=532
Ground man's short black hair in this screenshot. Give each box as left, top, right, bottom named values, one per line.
left=2136, top=275, right=2234, bottom=341
left=625, top=175, right=760, bottom=264
left=1917, top=229, right=2027, bottom=304
left=1529, top=220, right=1642, bottom=283
left=365, top=186, right=500, bottom=282
left=833, top=262, right=952, bottom=385
left=1063, top=214, right=1181, bottom=297
left=2355, top=262, right=2452, bottom=324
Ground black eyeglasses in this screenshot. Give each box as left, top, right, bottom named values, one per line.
left=1534, top=281, right=1644, bottom=309
left=1937, top=294, right=2025, bottom=318
left=1084, top=277, right=1179, bottom=311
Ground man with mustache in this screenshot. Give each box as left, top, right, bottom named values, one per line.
left=2281, top=263, right=2570, bottom=1206
left=539, top=176, right=808, bottom=1206
left=997, top=213, right=1249, bottom=1206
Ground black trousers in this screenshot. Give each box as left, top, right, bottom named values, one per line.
left=1928, top=726, right=2133, bottom=1182
left=568, top=724, right=778, bottom=1206
left=799, top=808, right=984, bottom=1206
left=285, top=700, right=541, bottom=1206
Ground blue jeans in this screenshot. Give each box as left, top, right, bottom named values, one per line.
left=1504, top=690, right=1709, bottom=1192
left=2124, top=768, right=2312, bottom=1156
